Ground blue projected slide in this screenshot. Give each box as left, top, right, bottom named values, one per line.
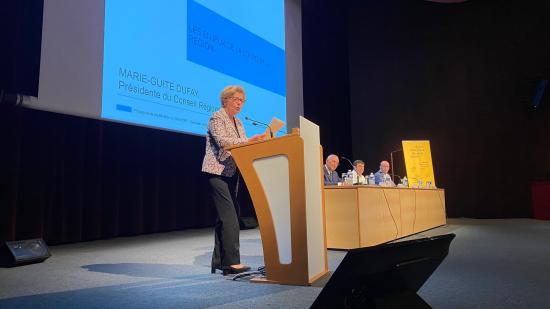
left=101, top=0, right=286, bottom=135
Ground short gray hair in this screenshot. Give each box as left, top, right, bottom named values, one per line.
left=220, top=85, right=245, bottom=106
left=325, top=154, right=339, bottom=163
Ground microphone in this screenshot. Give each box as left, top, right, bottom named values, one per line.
left=392, top=174, right=402, bottom=183
left=244, top=116, right=273, bottom=138
left=340, top=156, right=355, bottom=170
left=389, top=149, right=403, bottom=185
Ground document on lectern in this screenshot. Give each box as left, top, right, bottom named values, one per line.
left=266, top=117, right=285, bottom=138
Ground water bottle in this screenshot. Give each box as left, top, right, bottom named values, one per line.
left=368, top=173, right=375, bottom=185
left=346, top=170, right=353, bottom=185
left=351, top=170, right=358, bottom=184
left=402, top=176, right=408, bottom=187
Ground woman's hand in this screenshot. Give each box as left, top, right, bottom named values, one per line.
left=249, top=133, right=268, bottom=142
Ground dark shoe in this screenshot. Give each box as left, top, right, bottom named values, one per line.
left=222, top=265, right=251, bottom=276
left=211, top=265, right=222, bottom=274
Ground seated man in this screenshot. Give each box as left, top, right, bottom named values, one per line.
left=374, top=160, right=395, bottom=186
left=352, top=160, right=366, bottom=184
left=323, top=154, right=341, bottom=185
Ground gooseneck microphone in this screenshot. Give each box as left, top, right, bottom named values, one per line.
left=340, top=156, right=355, bottom=170
left=244, top=116, right=273, bottom=138
left=390, top=149, right=403, bottom=185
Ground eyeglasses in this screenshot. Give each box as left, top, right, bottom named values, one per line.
left=227, top=96, right=246, bottom=103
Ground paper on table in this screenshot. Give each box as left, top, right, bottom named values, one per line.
left=265, top=117, right=285, bottom=138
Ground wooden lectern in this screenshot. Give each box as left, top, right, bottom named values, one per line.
left=226, top=117, right=328, bottom=285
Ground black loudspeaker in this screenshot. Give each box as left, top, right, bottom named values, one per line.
left=311, top=234, right=455, bottom=309
left=1, top=238, right=51, bottom=267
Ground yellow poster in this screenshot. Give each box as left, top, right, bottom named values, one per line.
left=402, top=140, right=436, bottom=188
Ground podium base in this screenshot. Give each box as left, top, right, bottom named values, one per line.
left=249, top=270, right=330, bottom=286
left=250, top=277, right=280, bottom=284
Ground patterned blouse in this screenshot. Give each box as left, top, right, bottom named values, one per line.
left=201, top=108, right=248, bottom=177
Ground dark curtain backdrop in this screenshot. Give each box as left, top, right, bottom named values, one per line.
left=347, top=1, right=550, bottom=217
left=0, top=104, right=221, bottom=244
left=301, top=0, right=352, bottom=159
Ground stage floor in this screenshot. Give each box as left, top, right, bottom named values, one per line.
left=1, top=218, right=550, bottom=308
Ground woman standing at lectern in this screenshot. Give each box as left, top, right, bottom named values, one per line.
left=202, top=85, right=266, bottom=275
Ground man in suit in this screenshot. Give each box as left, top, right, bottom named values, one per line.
left=323, top=154, right=341, bottom=185
left=374, top=160, right=395, bottom=186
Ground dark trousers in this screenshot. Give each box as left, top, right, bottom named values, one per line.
left=208, top=174, right=240, bottom=267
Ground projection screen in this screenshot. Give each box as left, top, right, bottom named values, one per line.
left=36, top=0, right=303, bottom=136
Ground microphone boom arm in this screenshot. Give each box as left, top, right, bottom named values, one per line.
left=340, top=156, right=355, bottom=170
left=245, top=116, right=273, bottom=138
left=390, top=149, right=403, bottom=184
